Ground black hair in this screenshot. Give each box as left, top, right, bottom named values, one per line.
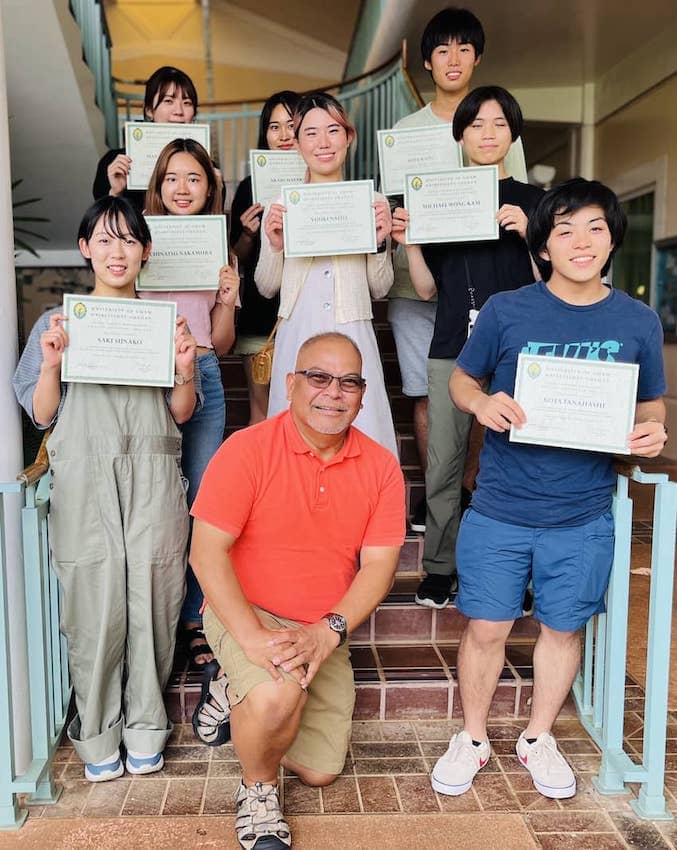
left=257, top=90, right=302, bottom=149
left=452, top=86, right=523, bottom=141
left=527, top=178, right=627, bottom=281
left=77, top=196, right=152, bottom=269
left=144, top=66, right=198, bottom=120
left=421, top=7, right=485, bottom=63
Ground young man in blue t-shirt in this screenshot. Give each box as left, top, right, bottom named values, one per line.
left=431, top=178, right=668, bottom=801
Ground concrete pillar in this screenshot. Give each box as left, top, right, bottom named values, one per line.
left=0, top=4, right=31, bottom=772
left=579, top=82, right=596, bottom=179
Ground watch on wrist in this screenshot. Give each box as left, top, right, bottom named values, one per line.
left=174, top=373, right=194, bottom=386
left=322, top=612, right=348, bottom=645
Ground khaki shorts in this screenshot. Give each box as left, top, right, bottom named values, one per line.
left=204, top=605, right=355, bottom=776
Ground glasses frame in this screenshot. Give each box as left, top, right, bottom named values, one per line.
left=294, top=369, right=366, bottom=393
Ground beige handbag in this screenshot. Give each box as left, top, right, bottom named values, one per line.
left=251, top=318, right=282, bottom=385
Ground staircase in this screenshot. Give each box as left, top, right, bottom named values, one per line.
left=165, top=300, right=548, bottom=725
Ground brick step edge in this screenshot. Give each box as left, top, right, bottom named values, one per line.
left=166, top=672, right=573, bottom=725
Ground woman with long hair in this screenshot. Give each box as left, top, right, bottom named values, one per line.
left=142, top=138, right=238, bottom=672
left=255, top=93, right=397, bottom=456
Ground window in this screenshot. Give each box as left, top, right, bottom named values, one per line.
left=655, top=239, right=677, bottom=339
left=612, top=192, right=654, bottom=306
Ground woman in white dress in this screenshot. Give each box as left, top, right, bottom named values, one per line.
left=255, top=92, right=398, bottom=458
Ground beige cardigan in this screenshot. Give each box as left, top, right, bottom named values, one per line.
left=254, top=193, right=393, bottom=323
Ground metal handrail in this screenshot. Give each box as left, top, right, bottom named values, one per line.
left=112, top=42, right=423, bottom=112
left=69, top=0, right=117, bottom=147
left=0, top=441, right=70, bottom=828
left=572, top=468, right=677, bottom=820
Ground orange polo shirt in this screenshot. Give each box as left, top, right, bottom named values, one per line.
left=191, top=411, right=406, bottom=624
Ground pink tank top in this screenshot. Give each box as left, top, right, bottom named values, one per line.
left=139, top=290, right=217, bottom=348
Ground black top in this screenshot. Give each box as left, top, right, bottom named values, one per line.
left=230, top=176, right=280, bottom=337
left=423, top=177, right=544, bottom=359
left=92, top=146, right=227, bottom=213
left=92, top=147, right=145, bottom=212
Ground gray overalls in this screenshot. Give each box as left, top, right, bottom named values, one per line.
left=47, top=381, right=188, bottom=764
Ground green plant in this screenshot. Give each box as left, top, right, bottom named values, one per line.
left=12, top=178, right=49, bottom=257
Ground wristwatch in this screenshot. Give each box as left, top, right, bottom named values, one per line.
left=174, top=373, right=194, bottom=386
left=322, top=612, right=348, bottom=645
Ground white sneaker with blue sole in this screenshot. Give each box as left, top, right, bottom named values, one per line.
left=125, top=750, right=164, bottom=775
left=84, top=754, right=124, bottom=782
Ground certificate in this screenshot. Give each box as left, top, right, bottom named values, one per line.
left=137, top=215, right=227, bottom=291
left=377, top=125, right=462, bottom=195
left=509, top=354, right=639, bottom=454
left=404, top=166, right=499, bottom=244
left=250, top=149, right=307, bottom=206
left=61, top=295, right=176, bottom=388
left=283, top=180, right=377, bottom=258
left=125, top=122, right=211, bottom=190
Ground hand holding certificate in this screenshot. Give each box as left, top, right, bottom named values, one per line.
left=250, top=149, right=306, bottom=206
left=509, top=354, right=639, bottom=454
left=137, top=215, right=227, bottom=291
left=404, top=166, right=499, bottom=244
left=125, top=122, right=210, bottom=190
left=282, top=180, right=377, bottom=258
left=377, top=125, right=462, bottom=195
left=61, top=295, right=177, bottom=387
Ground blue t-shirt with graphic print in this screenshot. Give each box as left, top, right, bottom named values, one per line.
left=456, top=282, right=666, bottom=527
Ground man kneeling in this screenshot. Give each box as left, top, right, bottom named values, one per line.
left=190, top=332, right=405, bottom=849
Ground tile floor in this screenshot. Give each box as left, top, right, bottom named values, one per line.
left=18, top=698, right=677, bottom=849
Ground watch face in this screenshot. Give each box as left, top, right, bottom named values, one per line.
left=327, top=613, right=347, bottom=633
left=174, top=374, right=185, bottom=385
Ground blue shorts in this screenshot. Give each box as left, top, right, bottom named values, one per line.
left=456, top=508, right=614, bottom=632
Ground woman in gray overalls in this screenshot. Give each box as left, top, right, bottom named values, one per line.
left=12, top=197, right=221, bottom=782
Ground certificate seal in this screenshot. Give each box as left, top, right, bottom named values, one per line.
left=410, top=176, right=423, bottom=191
left=288, top=190, right=301, bottom=205
left=256, top=154, right=267, bottom=167
left=527, top=362, right=541, bottom=379
left=132, top=127, right=143, bottom=141
left=384, top=134, right=395, bottom=148
left=73, top=302, right=87, bottom=319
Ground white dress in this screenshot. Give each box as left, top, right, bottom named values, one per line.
left=267, top=257, right=399, bottom=459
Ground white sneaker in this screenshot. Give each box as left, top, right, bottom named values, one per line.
left=516, top=731, right=576, bottom=798
left=431, top=730, right=490, bottom=796
left=84, top=753, right=124, bottom=782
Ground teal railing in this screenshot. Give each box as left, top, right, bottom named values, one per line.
left=69, top=0, right=117, bottom=148
left=572, top=469, right=677, bottom=820
left=114, top=49, right=423, bottom=193
left=0, top=444, right=70, bottom=829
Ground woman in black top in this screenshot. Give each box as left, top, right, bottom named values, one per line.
left=230, top=90, right=301, bottom=423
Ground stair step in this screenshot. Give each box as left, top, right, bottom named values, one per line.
left=374, top=323, right=396, bottom=357
left=372, top=297, right=389, bottom=323
left=166, top=574, right=540, bottom=724
left=166, top=630, right=541, bottom=724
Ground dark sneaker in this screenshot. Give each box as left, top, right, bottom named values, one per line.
left=415, top=573, right=453, bottom=609
left=410, top=497, right=427, bottom=533
left=236, top=781, right=291, bottom=850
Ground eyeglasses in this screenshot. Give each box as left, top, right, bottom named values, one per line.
left=295, top=370, right=366, bottom=393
